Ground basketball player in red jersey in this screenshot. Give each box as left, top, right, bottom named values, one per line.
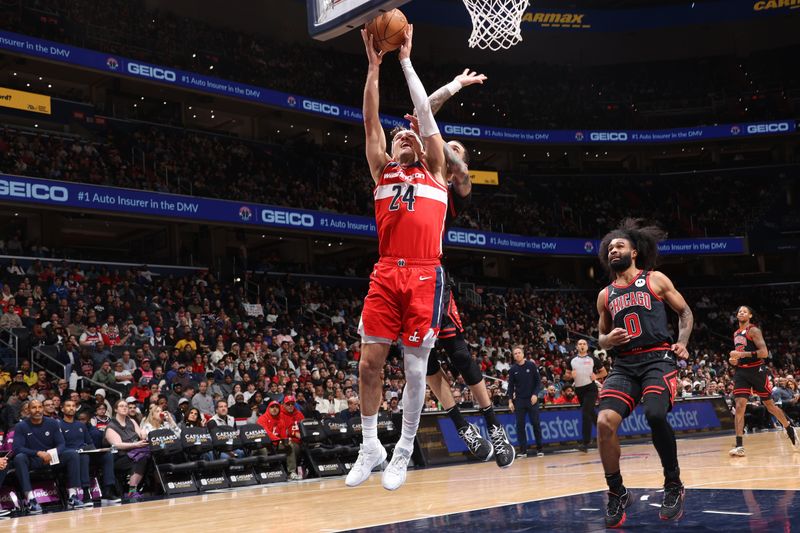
left=346, top=25, right=448, bottom=491
left=728, top=305, right=797, bottom=457
left=595, top=219, right=693, bottom=527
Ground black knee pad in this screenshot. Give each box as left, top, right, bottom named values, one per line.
left=440, top=335, right=482, bottom=386
left=426, top=347, right=442, bottom=377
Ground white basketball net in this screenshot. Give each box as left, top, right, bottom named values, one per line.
left=462, top=0, right=530, bottom=51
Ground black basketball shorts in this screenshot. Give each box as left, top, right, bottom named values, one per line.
left=733, top=365, right=772, bottom=399
left=598, top=350, right=679, bottom=418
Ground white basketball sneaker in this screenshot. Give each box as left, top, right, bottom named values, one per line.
left=382, top=446, right=412, bottom=491
left=345, top=443, right=387, bottom=487
left=728, top=446, right=745, bottom=457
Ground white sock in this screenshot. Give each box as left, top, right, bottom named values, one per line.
left=397, top=346, right=431, bottom=451
left=362, top=414, right=379, bottom=448
left=27, top=491, right=35, bottom=501
left=68, top=487, right=79, bottom=498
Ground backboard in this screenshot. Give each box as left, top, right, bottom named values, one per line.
left=307, top=0, right=412, bottom=41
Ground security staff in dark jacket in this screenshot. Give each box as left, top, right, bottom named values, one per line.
left=507, top=346, right=544, bottom=457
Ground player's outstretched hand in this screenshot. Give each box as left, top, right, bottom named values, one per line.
left=398, top=24, right=414, bottom=61
left=455, top=69, right=487, bottom=88
left=361, top=29, right=383, bottom=66
left=403, top=113, right=420, bottom=135
left=671, top=342, right=689, bottom=359
left=606, top=327, right=631, bottom=347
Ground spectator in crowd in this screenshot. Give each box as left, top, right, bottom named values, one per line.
left=113, top=361, right=134, bottom=393
left=12, top=399, right=85, bottom=511
left=18, top=360, right=37, bottom=387
left=92, top=360, right=116, bottom=388
left=59, top=399, right=120, bottom=504
left=228, top=393, right=251, bottom=423
left=192, top=380, right=215, bottom=417
left=338, top=397, right=361, bottom=423
left=167, top=383, right=184, bottom=414
left=91, top=402, right=111, bottom=432
left=257, top=400, right=300, bottom=481
left=541, top=385, right=559, bottom=405
left=140, top=404, right=180, bottom=437
left=279, top=395, right=304, bottom=478
left=178, top=407, right=205, bottom=432
left=125, top=396, right=143, bottom=424
left=94, top=389, right=113, bottom=414
left=103, top=399, right=150, bottom=503
left=0, top=302, right=22, bottom=329
left=206, top=400, right=236, bottom=430
left=554, top=385, right=579, bottom=405
left=772, top=378, right=800, bottom=422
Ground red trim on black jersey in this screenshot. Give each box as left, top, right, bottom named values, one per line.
left=645, top=271, right=663, bottom=302
left=738, top=361, right=763, bottom=368
left=618, top=343, right=671, bottom=356
left=611, top=270, right=643, bottom=289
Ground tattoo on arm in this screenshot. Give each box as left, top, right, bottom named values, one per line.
left=443, top=142, right=470, bottom=195
left=428, top=86, right=451, bottom=116
left=676, top=306, right=693, bottom=346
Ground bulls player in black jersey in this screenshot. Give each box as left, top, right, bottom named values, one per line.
left=595, top=219, right=693, bottom=528
left=402, top=74, right=514, bottom=468
left=729, top=305, right=797, bottom=457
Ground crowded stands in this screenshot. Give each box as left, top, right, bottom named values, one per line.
left=1, top=124, right=796, bottom=239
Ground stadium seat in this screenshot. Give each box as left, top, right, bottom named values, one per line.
left=209, top=425, right=258, bottom=487
left=238, top=424, right=288, bottom=484
left=148, top=429, right=198, bottom=495
left=299, top=418, right=344, bottom=477
left=181, top=427, right=229, bottom=491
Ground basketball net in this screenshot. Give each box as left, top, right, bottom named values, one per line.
left=462, top=0, right=530, bottom=51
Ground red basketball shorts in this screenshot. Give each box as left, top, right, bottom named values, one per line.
left=358, top=257, right=445, bottom=349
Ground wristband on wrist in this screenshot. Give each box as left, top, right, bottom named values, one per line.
left=445, top=79, right=462, bottom=96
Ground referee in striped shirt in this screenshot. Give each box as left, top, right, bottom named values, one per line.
left=565, top=339, right=607, bottom=452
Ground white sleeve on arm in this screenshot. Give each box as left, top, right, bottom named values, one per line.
left=400, top=58, right=439, bottom=138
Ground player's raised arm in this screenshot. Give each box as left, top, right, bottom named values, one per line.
left=425, top=69, right=487, bottom=116
left=361, top=29, right=390, bottom=184
left=650, top=271, right=693, bottom=359
left=397, top=26, right=446, bottom=186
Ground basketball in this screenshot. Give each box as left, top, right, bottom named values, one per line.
left=364, top=8, right=408, bottom=53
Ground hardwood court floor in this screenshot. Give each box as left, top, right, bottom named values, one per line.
left=7, top=431, right=800, bottom=532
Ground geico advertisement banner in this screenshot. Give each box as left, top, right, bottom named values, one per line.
left=0, top=173, right=746, bottom=257
left=0, top=30, right=794, bottom=146
left=436, top=399, right=724, bottom=452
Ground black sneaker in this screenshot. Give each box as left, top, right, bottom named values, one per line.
left=605, top=488, right=631, bottom=528
left=488, top=423, right=515, bottom=468
left=26, top=500, right=43, bottom=515
left=786, top=425, right=798, bottom=449
left=458, top=423, right=494, bottom=462
left=659, top=482, right=685, bottom=521
left=66, top=496, right=87, bottom=510
left=578, top=444, right=588, bottom=453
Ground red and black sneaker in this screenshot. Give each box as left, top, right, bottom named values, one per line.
left=605, top=488, right=631, bottom=528
left=659, top=482, right=685, bottom=521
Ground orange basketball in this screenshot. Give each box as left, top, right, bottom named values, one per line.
left=364, top=9, right=408, bottom=53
